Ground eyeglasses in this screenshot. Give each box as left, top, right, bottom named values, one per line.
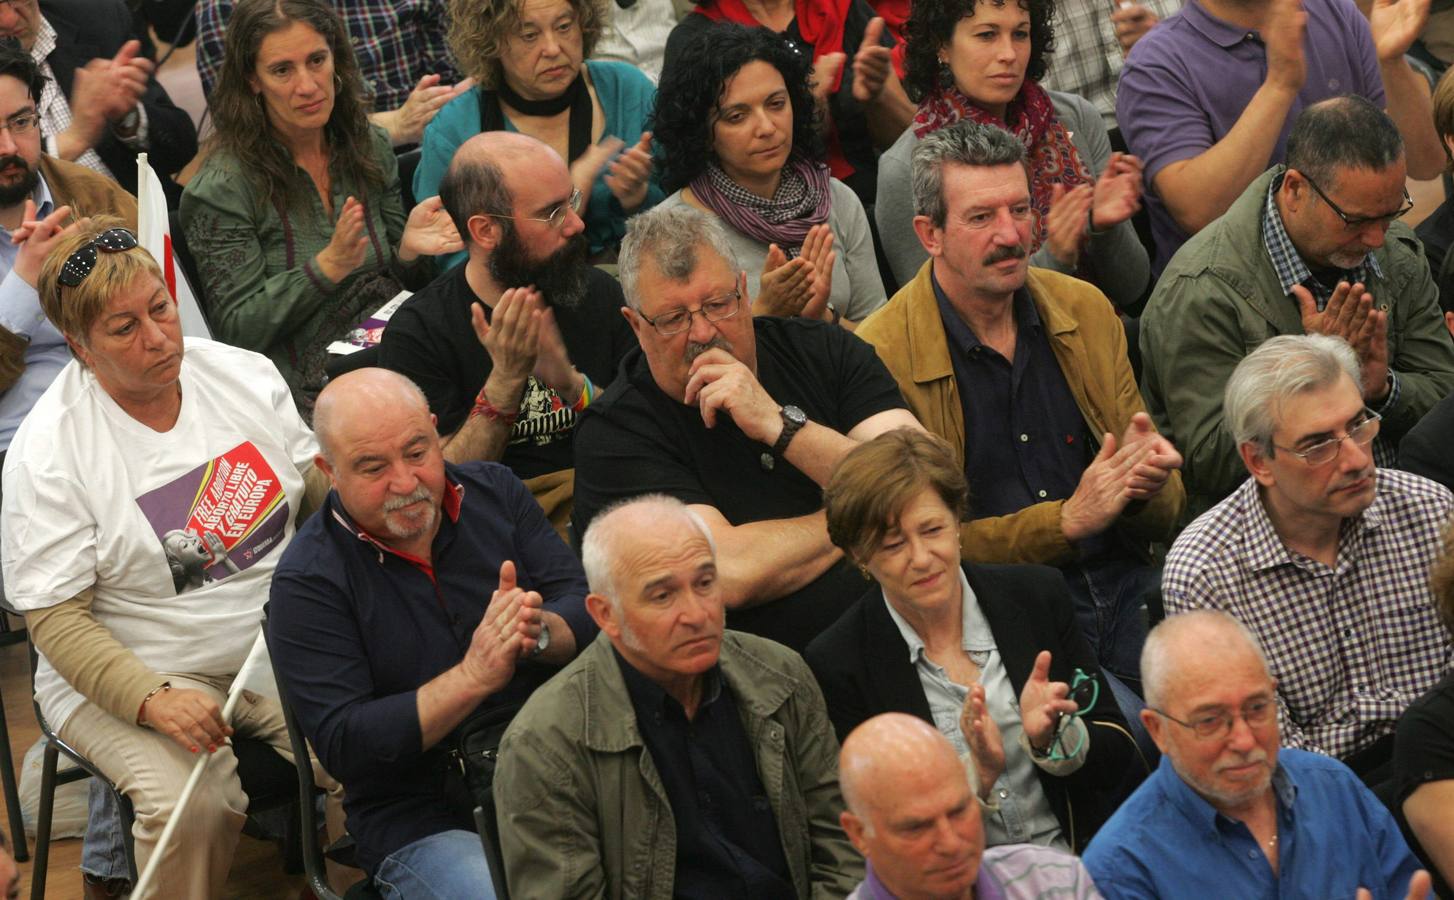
left=57, top=228, right=139, bottom=287
left=1272, top=409, right=1381, bottom=466
left=1148, top=697, right=1277, bottom=741
left=485, top=187, right=581, bottom=231
left=0, top=112, right=37, bottom=136
left=1299, top=171, right=1413, bottom=230
left=640, top=288, right=742, bottom=336
left=1043, top=668, right=1099, bottom=762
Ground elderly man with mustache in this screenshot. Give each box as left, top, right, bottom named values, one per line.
left=1084, top=609, right=1433, bottom=900
left=855, top=119, right=1183, bottom=703
left=571, top=204, right=921, bottom=652
left=1161, top=334, right=1454, bottom=791
left=267, top=367, right=596, bottom=897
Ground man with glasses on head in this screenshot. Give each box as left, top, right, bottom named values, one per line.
left=1161, top=334, right=1454, bottom=790
left=1140, top=95, right=1454, bottom=518
left=1084, top=609, right=1432, bottom=900
left=571, top=204, right=921, bottom=652
left=378, top=131, right=637, bottom=535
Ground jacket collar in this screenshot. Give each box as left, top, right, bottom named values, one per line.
left=579, top=631, right=798, bottom=753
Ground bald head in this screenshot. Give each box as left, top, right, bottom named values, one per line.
left=440, top=132, right=563, bottom=246
left=840, top=714, right=964, bottom=819
left=313, top=368, right=431, bottom=464
left=1141, top=610, right=1271, bottom=709
left=580, top=495, right=716, bottom=604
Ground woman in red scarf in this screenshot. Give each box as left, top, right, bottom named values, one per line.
left=664, top=0, right=915, bottom=207
left=874, top=0, right=1150, bottom=310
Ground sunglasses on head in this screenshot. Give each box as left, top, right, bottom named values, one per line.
left=57, top=228, right=140, bottom=287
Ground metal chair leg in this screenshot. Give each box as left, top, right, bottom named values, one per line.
left=30, top=742, right=58, bottom=900
left=0, top=697, right=27, bottom=861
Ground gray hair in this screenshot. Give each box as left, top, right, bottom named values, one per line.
left=911, top=119, right=1027, bottom=227
left=1223, top=333, right=1361, bottom=455
left=1286, top=95, right=1404, bottom=187
left=1141, top=610, right=1272, bottom=709
left=617, top=205, right=740, bottom=311
left=579, top=494, right=717, bottom=605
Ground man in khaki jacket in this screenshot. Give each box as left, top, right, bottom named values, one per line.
left=494, top=494, right=862, bottom=900
left=856, top=120, right=1184, bottom=693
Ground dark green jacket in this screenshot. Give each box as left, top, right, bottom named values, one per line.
left=494, top=631, right=863, bottom=900
left=1139, top=165, right=1454, bottom=517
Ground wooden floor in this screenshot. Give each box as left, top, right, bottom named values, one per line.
left=0, top=625, right=310, bottom=900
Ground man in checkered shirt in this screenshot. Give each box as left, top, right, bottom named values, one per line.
left=1162, top=333, right=1453, bottom=788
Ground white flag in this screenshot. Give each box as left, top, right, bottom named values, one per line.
left=136, top=153, right=211, bottom=339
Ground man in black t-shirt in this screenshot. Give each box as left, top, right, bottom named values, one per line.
left=573, top=205, right=921, bottom=650
left=379, top=132, right=637, bottom=532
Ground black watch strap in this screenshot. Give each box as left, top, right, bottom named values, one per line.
left=772, top=405, right=807, bottom=456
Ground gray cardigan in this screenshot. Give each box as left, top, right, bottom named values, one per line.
left=874, top=90, right=1150, bottom=309
left=658, top=177, right=887, bottom=322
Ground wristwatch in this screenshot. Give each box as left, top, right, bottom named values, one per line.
left=772, top=405, right=807, bottom=457
left=529, top=620, right=551, bottom=658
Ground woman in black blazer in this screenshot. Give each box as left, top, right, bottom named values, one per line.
left=805, top=429, right=1146, bottom=851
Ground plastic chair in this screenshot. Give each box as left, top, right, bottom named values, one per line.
left=263, top=615, right=382, bottom=900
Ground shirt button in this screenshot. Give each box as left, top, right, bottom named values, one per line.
left=998, top=789, right=1009, bottom=799
left=1019, top=433, right=1030, bottom=442
left=1038, top=490, right=1048, bottom=498
left=1248, top=850, right=1258, bottom=859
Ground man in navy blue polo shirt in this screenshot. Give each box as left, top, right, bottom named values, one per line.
left=268, top=367, right=595, bottom=899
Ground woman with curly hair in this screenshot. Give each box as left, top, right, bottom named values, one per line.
left=655, top=24, right=886, bottom=326
left=180, top=0, right=461, bottom=418
left=414, top=0, right=660, bottom=262
left=874, top=0, right=1150, bottom=308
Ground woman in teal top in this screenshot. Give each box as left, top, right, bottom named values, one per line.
left=181, top=0, right=460, bottom=417
left=417, top=0, right=662, bottom=261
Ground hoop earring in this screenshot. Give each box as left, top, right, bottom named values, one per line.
left=334, top=73, right=343, bottom=92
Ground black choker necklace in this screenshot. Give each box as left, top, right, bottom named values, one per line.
left=481, top=70, right=594, bottom=165
left=496, top=70, right=585, bottom=117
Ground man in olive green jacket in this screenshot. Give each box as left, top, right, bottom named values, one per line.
left=493, top=495, right=861, bottom=900
left=1141, top=98, right=1454, bottom=517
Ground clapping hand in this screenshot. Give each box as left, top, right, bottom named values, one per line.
left=459, top=561, right=544, bottom=695
left=605, top=132, right=654, bottom=212
left=1018, top=651, right=1080, bottom=752
left=400, top=195, right=464, bottom=262
left=10, top=201, right=77, bottom=287
left=851, top=18, right=893, bottom=103
left=314, top=196, right=369, bottom=283
left=383, top=74, right=474, bottom=146
left=1045, top=182, right=1094, bottom=267
left=959, top=683, right=1006, bottom=801
left=1294, top=281, right=1390, bottom=401
left=471, top=287, right=542, bottom=386
left=1090, top=153, right=1144, bottom=232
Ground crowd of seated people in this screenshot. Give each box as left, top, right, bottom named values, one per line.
left=5, top=0, right=1454, bottom=895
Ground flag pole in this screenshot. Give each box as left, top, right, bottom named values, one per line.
left=130, top=626, right=270, bottom=899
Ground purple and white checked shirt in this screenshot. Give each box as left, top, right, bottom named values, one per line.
left=1162, top=469, right=1454, bottom=760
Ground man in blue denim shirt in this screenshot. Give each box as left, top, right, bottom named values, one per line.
left=1084, top=610, right=1430, bottom=900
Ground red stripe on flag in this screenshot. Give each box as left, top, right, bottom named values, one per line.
left=163, top=233, right=177, bottom=300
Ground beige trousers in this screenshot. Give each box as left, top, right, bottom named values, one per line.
left=57, top=673, right=311, bottom=899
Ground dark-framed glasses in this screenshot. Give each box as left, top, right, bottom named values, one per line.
left=1148, top=696, right=1277, bottom=741
left=58, top=228, right=139, bottom=287
left=642, top=288, right=742, bottom=336
left=485, top=187, right=582, bottom=231
left=1044, top=668, right=1099, bottom=762
left=1299, top=171, right=1413, bottom=230
left=1273, top=409, right=1381, bottom=466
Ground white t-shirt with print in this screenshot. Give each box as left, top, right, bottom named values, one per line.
left=1, top=338, right=317, bottom=731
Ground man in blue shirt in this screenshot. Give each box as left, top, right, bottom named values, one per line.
left=1083, top=609, right=1430, bottom=899
left=268, top=367, right=595, bottom=899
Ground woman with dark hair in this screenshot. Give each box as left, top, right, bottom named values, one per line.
left=665, top=0, right=914, bottom=206
left=654, top=24, right=886, bottom=325
left=805, top=428, right=1145, bottom=851
left=413, top=0, right=660, bottom=262
left=874, top=0, right=1149, bottom=307
left=180, top=0, right=460, bottom=417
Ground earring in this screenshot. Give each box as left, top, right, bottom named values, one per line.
left=334, top=73, right=344, bottom=92
left=937, top=57, right=953, bottom=86
left=857, top=562, right=871, bottom=580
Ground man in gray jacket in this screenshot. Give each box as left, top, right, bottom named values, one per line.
left=1140, top=95, right=1454, bottom=517
left=494, top=494, right=862, bottom=900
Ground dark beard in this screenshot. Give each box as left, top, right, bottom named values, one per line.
left=488, top=226, right=590, bottom=309
left=0, top=157, right=39, bottom=208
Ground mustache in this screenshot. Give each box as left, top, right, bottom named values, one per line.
left=1214, top=748, right=1270, bottom=774
left=983, top=243, right=1027, bottom=265
left=685, top=336, right=734, bottom=364
left=382, top=485, right=432, bottom=512
left=0, top=155, right=29, bottom=172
